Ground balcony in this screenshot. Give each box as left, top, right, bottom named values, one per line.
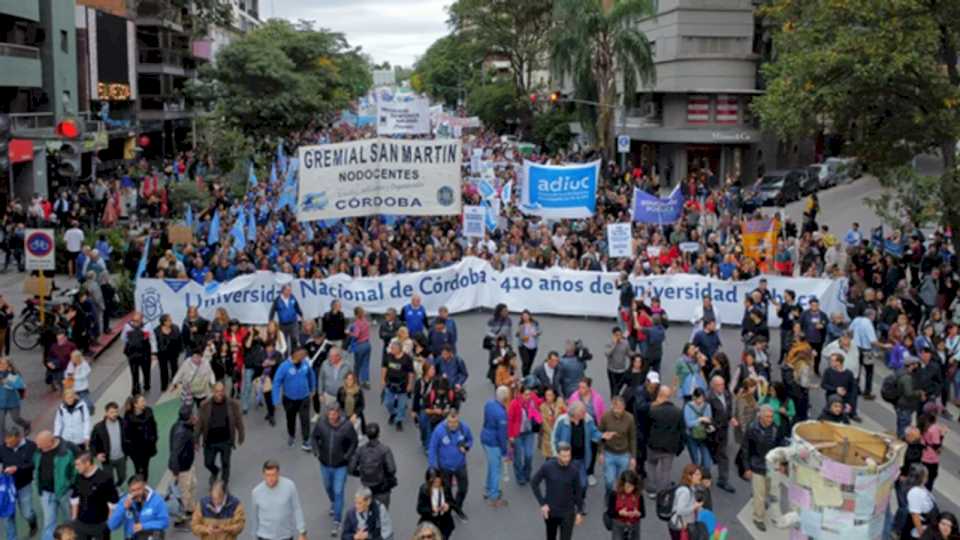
left=136, top=1, right=185, bottom=33
left=619, top=106, right=663, bottom=129
left=138, top=48, right=195, bottom=77
left=0, top=43, right=41, bottom=88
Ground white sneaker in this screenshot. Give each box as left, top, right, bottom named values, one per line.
left=588, top=475, right=597, bottom=486
left=311, top=413, right=320, bottom=423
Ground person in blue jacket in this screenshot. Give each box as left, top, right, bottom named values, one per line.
left=432, top=346, right=468, bottom=390
left=269, top=285, right=303, bottom=348
left=427, top=410, right=472, bottom=521
left=480, top=386, right=511, bottom=507
left=272, top=349, right=317, bottom=451
left=551, top=401, right=606, bottom=489
left=400, top=295, right=429, bottom=338
left=107, top=475, right=169, bottom=539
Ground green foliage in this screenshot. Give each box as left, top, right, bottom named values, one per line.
left=167, top=181, right=213, bottom=217
left=413, top=35, right=484, bottom=107
left=192, top=112, right=254, bottom=177
left=448, top=0, right=554, bottom=95
left=131, top=0, right=232, bottom=37
left=864, top=166, right=941, bottom=229
left=467, top=82, right=524, bottom=133
left=193, top=20, right=372, bottom=140
left=531, top=110, right=575, bottom=154
left=114, top=271, right=136, bottom=314
left=550, top=0, right=656, bottom=159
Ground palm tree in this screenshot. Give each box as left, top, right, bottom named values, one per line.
left=551, top=0, right=655, bottom=160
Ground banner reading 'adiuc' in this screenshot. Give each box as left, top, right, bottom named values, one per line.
left=297, top=138, right=462, bottom=221
left=136, top=257, right=847, bottom=329
left=520, top=161, right=600, bottom=219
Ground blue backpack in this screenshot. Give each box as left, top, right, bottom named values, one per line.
left=0, top=474, right=16, bottom=519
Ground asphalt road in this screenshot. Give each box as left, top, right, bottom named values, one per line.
left=18, top=174, right=960, bottom=540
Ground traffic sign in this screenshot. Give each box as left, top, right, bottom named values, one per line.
left=25, top=228, right=55, bottom=271
left=617, top=135, right=630, bottom=153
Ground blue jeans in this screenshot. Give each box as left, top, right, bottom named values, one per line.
left=603, top=451, right=631, bottom=493
left=483, top=444, right=503, bottom=500
left=952, top=369, right=960, bottom=401
left=896, top=408, right=914, bottom=439
left=513, top=433, right=535, bottom=484
left=353, top=341, right=371, bottom=383
left=574, top=459, right=588, bottom=490
left=686, top=439, right=714, bottom=469
left=320, top=465, right=348, bottom=523
left=384, top=388, right=408, bottom=425
left=4, top=487, right=35, bottom=540
left=241, top=368, right=255, bottom=412
left=418, top=412, right=432, bottom=449
left=39, top=492, right=66, bottom=540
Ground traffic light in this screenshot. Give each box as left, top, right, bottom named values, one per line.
left=0, top=114, right=9, bottom=172
left=55, top=119, right=80, bottom=139
left=57, top=141, right=81, bottom=178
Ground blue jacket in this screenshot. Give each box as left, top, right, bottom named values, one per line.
left=480, top=399, right=508, bottom=454
left=107, top=488, right=169, bottom=538
left=271, top=296, right=302, bottom=325
left=428, top=420, right=473, bottom=472
left=272, top=359, right=316, bottom=405
left=401, top=304, right=428, bottom=335
left=428, top=329, right=456, bottom=357
left=551, top=413, right=602, bottom=465
left=0, top=373, right=23, bottom=410
left=431, top=356, right=468, bottom=387
left=438, top=317, right=458, bottom=346
left=557, top=356, right=585, bottom=398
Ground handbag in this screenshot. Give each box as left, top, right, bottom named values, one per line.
left=482, top=335, right=495, bottom=350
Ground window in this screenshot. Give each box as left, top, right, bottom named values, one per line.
left=60, top=30, right=68, bottom=53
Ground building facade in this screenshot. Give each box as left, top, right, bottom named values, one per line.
left=620, top=0, right=813, bottom=185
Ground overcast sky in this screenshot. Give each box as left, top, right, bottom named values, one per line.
left=268, top=0, right=452, bottom=68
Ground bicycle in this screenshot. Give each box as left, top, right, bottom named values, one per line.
left=12, top=289, right=76, bottom=351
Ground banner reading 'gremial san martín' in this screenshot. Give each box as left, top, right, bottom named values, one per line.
left=297, top=138, right=462, bottom=221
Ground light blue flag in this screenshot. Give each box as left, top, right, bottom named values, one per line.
left=185, top=204, right=193, bottom=229
left=230, top=212, right=245, bottom=248
left=304, top=223, right=314, bottom=241
left=478, top=178, right=496, bottom=200
left=277, top=139, right=287, bottom=174
left=247, top=208, right=256, bottom=245
left=285, top=157, right=299, bottom=184
left=482, top=200, right=498, bottom=232
left=382, top=215, right=397, bottom=226
left=248, top=162, right=257, bottom=186
left=270, top=163, right=278, bottom=184
left=204, top=281, right=220, bottom=294
left=207, top=210, right=221, bottom=245
left=500, top=180, right=513, bottom=206
left=136, top=236, right=151, bottom=279
left=322, top=219, right=341, bottom=228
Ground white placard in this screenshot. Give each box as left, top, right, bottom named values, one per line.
left=463, top=206, right=485, bottom=238
left=376, top=95, right=431, bottom=135
left=607, top=223, right=633, bottom=258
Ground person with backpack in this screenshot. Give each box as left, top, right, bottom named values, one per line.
left=349, top=423, right=397, bottom=509
left=745, top=405, right=779, bottom=532
left=53, top=389, right=91, bottom=449
left=120, top=312, right=155, bottom=395
left=309, top=404, right=358, bottom=537
left=646, top=385, right=684, bottom=497
left=167, top=404, right=195, bottom=527
left=891, top=356, right=925, bottom=439
left=121, top=395, right=158, bottom=482
left=666, top=464, right=705, bottom=540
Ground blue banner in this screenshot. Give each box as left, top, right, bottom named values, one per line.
left=520, top=160, right=600, bottom=219
left=631, top=185, right=684, bottom=224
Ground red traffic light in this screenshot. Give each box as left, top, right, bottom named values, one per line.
left=55, top=120, right=79, bottom=139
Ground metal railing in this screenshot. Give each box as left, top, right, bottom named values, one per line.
left=138, top=48, right=188, bottom=67
left=10, top=111, right=109, bottom=135
left=0, top=43, right=40, bottom=60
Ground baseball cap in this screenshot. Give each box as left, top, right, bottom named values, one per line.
left=646, top=371, right=660, bottom=384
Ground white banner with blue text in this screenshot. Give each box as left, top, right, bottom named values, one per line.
left=136, top=258, right=847, bottom=328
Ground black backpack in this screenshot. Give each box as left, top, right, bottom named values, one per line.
left=124, top=328, right=147, bottom=358
left=880, top=373, right=902, bottom=405
left=354, top=446, right=385, bottom=488
left=655, top=483, right=680, bottom=521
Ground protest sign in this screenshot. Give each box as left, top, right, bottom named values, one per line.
left=520, top=160, right=599, bottom=219
left=632, top=185, right=684, bottom=224
left=376, top=94, right=431, bottom=135
left=297, top=138, right=462, bottom=221
left=742, top=218, right=779, bottom=261
left=167, top=225, right=193, bottom=245
left=462, top=206, right=485, bottom=238
left=606, top=223, right=633, bottom=258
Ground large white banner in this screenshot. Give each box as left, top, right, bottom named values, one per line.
left=297, top=139, right=462, bottom=221
left=137, top=257, right=847, bottom=328
left=377, top=95, right=431, bottom=135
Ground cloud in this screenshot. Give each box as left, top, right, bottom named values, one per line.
left=270, top=0, right=452, bottom=67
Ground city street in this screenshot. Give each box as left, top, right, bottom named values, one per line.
left=10, top=174, right=942, bottom=540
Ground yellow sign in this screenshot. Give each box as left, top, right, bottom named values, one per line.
left=97, top=82, right=132, bottom=101
left=741, top=218, right=779, bottom=262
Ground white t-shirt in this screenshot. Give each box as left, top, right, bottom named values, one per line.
left=907, top=486, right=935, bottom=538
left=64, top=228, right=84, bottom=253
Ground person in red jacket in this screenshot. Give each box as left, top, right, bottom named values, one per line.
left=507, top=381, right=543, bottom=485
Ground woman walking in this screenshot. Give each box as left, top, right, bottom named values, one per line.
left=155, top=314, right=183, bottom=392
left=516, top=310, right=541, bottom=377
left=122, top=394, right=158, bottom=481
left=0, top=357, right=29, bottom=434
left=605, top=470, right=644, bottom=540
left=539, top=387, right=566, bottom=459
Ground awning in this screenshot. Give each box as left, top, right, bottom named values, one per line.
left=9, top=139, right=33, bottom=163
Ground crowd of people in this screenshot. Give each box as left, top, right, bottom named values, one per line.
left=0, top=117, right=958, bottom=540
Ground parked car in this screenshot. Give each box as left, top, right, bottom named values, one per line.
left=825, top=157, right=862, bottom=183
left=796, top=168, right=820, bottom=195
left=808, top=161, right=842, bottom=188
left=748, top=170, right=803, bottom=207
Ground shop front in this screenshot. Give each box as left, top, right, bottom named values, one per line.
left=625, top=127, right=764, bottom=187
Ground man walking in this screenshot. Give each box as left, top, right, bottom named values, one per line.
left=272, top=348, right=315, bottom=451
left=895, top=356, right=925, bottom=439
left=34, top=431, right=76, bottom=540
left=121, top=312, right=155, bottom=395
left=598, top=395, right=635, bottom=494
left=646, top=386, right=684, bottom=496
left=310, top=404, right=358, bottom=537
left=269, top=285, right=302, bottom=349
left=531, top=442, right=585, bottom=540
left=70, top=452, right=119, bottom=540
left=196, top=382, right=245, bottom=486
left=349, top=423, right=396, bottom=509
left=106, top=475, right=169, bottom=539
left=604, top=327, right=630, bottom=396
left=850, top=308, right=888, bottom=401
left=318, top=347, right=350, bottom=411
left=0, top=428, right=37, bottom=539
left=745, top=405, right=779, bottom=531
left=382, top=341, right=415, bottom=431
left=251, top=461, right=306, bottom=540
left=705, top=376, right=736, bottom=493
left=480, top=386, right=510, bottom=507
left=427, top=410, right=472, bottom=522
left=90, top=402, right=126, bottom=487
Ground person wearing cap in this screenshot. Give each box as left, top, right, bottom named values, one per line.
left=896, top=356, right=925, bottom=439
left=799, top=297, right=827, bottom=376
left=309, top=403, right=358, bottom=537
left=628, top=370, right=659, bottom=478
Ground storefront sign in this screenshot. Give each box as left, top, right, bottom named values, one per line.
left=711, top=131, right=752, bottom=142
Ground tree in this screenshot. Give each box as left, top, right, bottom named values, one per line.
left=531, top=109, right=575, bottom=154
left=550, top=0, right=655, bottom=160
left=413, top=35, right=483, bottom=107
left=130, top=0, right=232, bottom=37
left=467, top=82, right=524, bottom=133
left=448, top=0, right=553, bottom=96
left=755, top=0, right=960, bottom=240
left=190, top=20, right=372, bottom=140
